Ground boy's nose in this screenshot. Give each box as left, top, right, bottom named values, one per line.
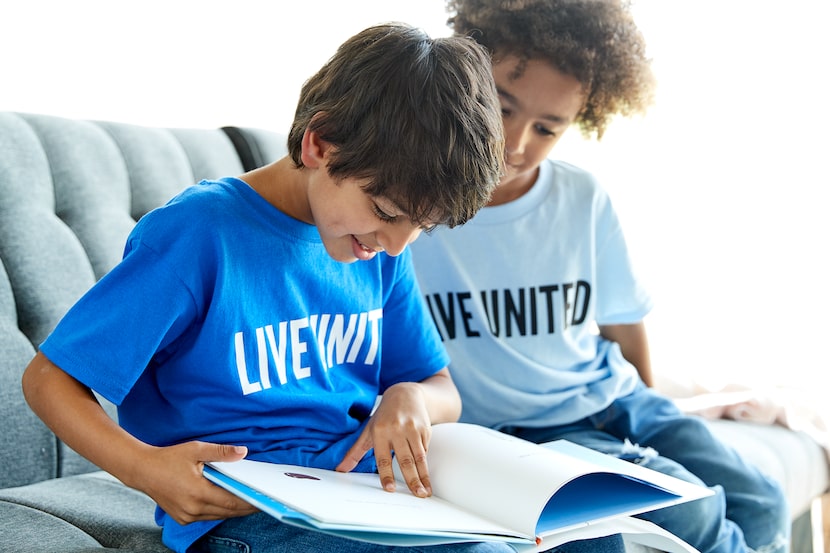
left=504, top=123, right=528, bottom=158
left=378, top=225, right=422, bottom=257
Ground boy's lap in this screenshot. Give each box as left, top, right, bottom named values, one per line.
left=197, top=512, right=515, bottom=553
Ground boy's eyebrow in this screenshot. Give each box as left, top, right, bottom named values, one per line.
left=377, top=196, right=419, bottom=222
left=379, top=195, right=442, bottom=227
left=498, top=87, right=570, bottom=124
left=376, top=195, right=406, bottom=215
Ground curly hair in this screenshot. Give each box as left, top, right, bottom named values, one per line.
left=447, top=0, right=655, bottom=139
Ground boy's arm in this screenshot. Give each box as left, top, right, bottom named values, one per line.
left=336, top=367, right=461, bottom=497
left=21, top=352, right=257, bottom=524
left=599, top=321, right=654, bottom=387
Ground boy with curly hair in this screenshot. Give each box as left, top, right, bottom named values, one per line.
left=410, top=2, right=790, bottom=552
left=21, top=22, right=520, bottom=553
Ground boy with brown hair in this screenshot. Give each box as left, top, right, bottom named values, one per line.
left=22, top=22, right=512, bottom=553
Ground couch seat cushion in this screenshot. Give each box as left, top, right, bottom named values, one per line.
left=708, top=419, right=828, bottom=518
left=0, top=471, right=170, bottom=552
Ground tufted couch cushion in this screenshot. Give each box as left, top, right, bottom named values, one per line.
left=0, top=111, right=268, bottom=552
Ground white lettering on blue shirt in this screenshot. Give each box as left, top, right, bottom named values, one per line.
left=233, top=309, right=383, bottom=396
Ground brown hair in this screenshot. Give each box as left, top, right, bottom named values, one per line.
left=288, top=23, right=504, bottom=228
left=447, top=0, right=656, bottom=139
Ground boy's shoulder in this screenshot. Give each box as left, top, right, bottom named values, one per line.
left=546, top=158, right=597, bottom=180
left=147, top=178, right=264, bottom=222
left=165, top=178, right=240, bottom=208
left=544, top=158, right=605, bottom=194
left=132, top=178, right=252, bottom=243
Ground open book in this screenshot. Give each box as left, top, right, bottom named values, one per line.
left=204, top=422, right=712, bottom=552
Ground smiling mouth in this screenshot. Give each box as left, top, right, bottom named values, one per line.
left=355, top=237, right=374, bottom=252
left=352, top=235, right=379, bottom=260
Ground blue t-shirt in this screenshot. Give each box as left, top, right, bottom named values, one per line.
left=40, top=177, right=449, bottom=552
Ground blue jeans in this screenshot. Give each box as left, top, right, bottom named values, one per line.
left=504, top=383, right=790, bottom=553
left=192, top=511, right=626, bottom=552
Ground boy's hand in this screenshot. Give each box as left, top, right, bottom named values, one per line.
left=133, top=441, right=258, bottom=525
left=336, top=382, right=433, bottom=498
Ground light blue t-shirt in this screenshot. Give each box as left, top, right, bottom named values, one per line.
left=410, top=159, right=652, bottom=430
left=40, top=177, right=449, bottom=552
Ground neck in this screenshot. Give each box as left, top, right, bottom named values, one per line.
left=487, top=167, right=538, bottom=206
left=242, top=157, right=313, bottom=223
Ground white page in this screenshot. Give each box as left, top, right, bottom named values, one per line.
left=208, top=459, right=530, bottom=540
left=423, top=423, right=580, bottom=537
left=509, top=517, right=700, bottom=553
left=422, top=423, right=711, bottom=539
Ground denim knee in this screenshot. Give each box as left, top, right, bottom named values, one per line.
left=638, top=484, right=751, bottom=553
left=543, top=534, right=626, bottom=553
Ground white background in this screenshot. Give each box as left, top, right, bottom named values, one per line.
left=3, top=0, right=829, bottom=394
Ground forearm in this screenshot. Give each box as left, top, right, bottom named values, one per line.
left=598, top=322, right=653, bottom=387
left=413, top=367, right=462, bottom=424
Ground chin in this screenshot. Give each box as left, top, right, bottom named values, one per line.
left=331, top=252, right=358, bottom=264
left=320, top=243, right=356, bottom=264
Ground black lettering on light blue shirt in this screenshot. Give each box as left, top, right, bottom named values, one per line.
left=424, top=293, right=456, bottom=340
left=538, top=285, right=559, bottom=333
left=480, top=289, right=500, bottom=336
left=562, top=282, right=573, bottom=330
left=457, top=292, right=479, bottom=338
left=424, top=292, right=480, bottom=341
left=572, top=280, right=590, bottom=325
left=425, top=281, right=591, bottom=342
left=504, top=288, right=525, bottom=337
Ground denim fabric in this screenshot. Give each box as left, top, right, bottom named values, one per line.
left=505, top=383, right=790, bottom=553
left=547, top=534, right=625, bottom=553
left=192, top=512, right=626, bottom=553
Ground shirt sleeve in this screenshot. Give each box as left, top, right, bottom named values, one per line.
left=376, top=248, right=450, bottom=391
left=593, top=189, right=653, bottom=325
left=39, top=238, right=200, bottom=406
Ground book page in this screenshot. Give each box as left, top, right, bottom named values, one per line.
left=207, top=458, right=530, bottom=541
left=509, top=517, right=700, bottom=553
left=422, top=423, right=711, bottom=539
left=423, top=423, right=605, bottom=537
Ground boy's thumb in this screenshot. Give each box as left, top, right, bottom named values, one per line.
left=211, top=444, right=248, bottom=462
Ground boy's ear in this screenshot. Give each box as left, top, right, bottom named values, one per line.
left=300, top=127, right=332, bottom=169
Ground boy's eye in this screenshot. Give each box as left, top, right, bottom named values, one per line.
left=372, top=203, right=396, bottom=223
left=535, top=123, right=554, bottom=135
left=535, top=124, right=556, bottom=137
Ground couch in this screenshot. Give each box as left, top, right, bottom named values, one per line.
left=0, top=111, right=827, bottom=552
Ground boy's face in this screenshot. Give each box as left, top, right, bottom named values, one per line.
left=491, top=55, right=586, bottom=205
left=308, top=172, right=430, bottom=263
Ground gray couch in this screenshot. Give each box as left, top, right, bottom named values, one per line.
left=0, top=111, right=827, bottom=552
